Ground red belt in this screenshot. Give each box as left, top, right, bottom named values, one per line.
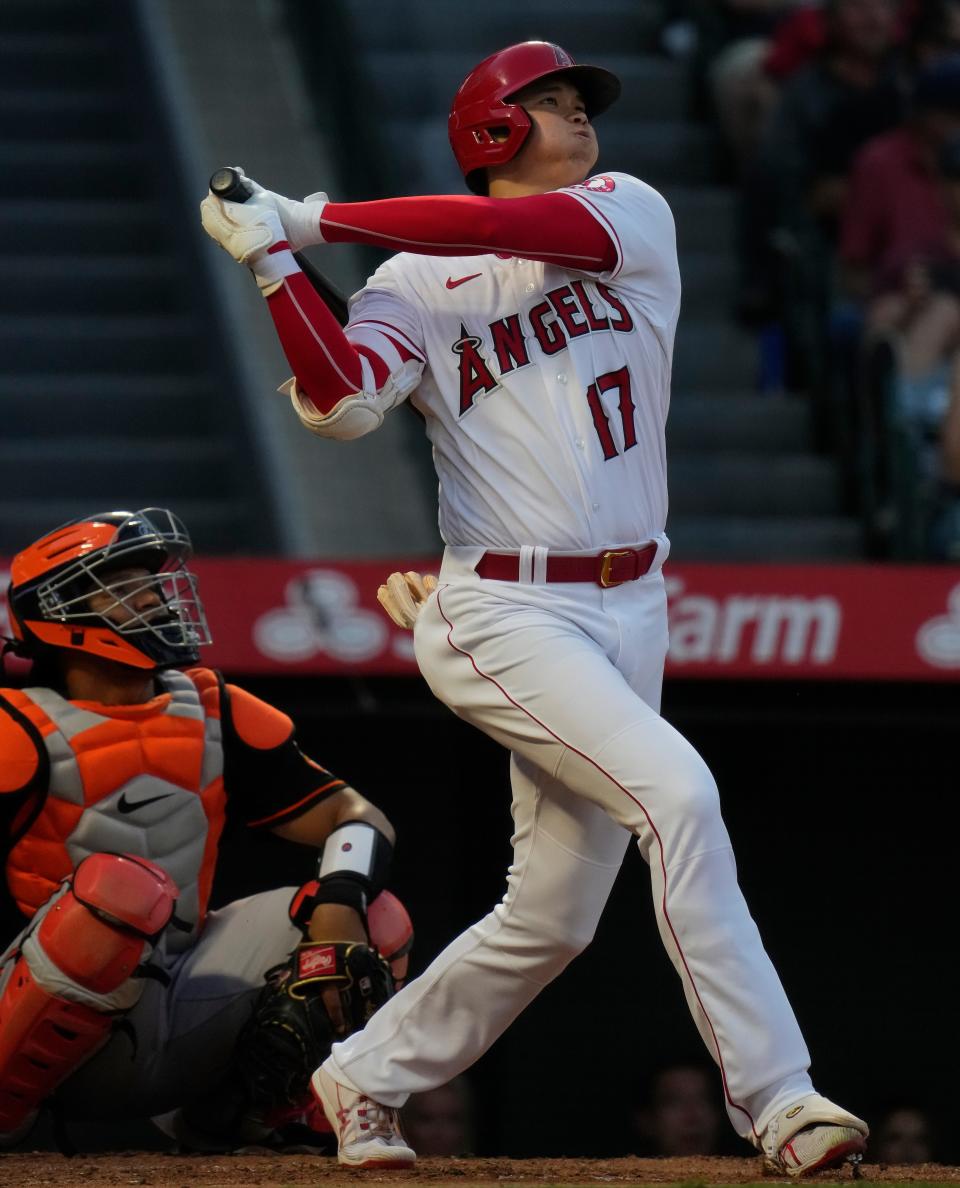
left=475, top=544, right=657, bottom=588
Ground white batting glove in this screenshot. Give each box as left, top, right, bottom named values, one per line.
left=376, top=572, right=438, bottom=630
left=265, top=188, right=329, bottom=252
left=200, top=187, right=292, bottom=296
left=229, top=169, right=329, bottom=251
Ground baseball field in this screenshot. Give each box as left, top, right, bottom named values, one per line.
left=1, top=1154, right=959, bottom=1188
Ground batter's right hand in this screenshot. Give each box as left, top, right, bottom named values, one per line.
left=377, top=572, right=438, bottom=630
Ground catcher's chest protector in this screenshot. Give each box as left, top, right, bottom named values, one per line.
left=3, top=670, right=225, bottom=952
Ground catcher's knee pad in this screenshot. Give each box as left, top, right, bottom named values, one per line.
left=234, top=940, right=395, bottom=1112
left=367, top=890, right=413, bottom=985
left=33, top=852, right=179, bottom=997
left=0, top=853, right=178, bottom=1137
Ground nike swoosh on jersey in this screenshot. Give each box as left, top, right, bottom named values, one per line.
left=445, top=273, right=482, bottom=289
left=117, top=791, right=175, bottom=814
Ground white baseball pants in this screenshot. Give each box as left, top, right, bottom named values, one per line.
left=325, top=550, right=814, bottom=1143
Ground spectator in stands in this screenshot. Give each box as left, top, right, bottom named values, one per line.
left=705, top=2, right=920, bottom=180
left=871, top=1104, right=935, bottom=1163
left=943, top=353, right=960, bottom=481
left=401, top=1076, right=476, bottom=1156
left=927, top=348, right=960, bottom=558
left=763, top=0, right=942, bottom=79
left=660, top=2, right=808, bottom=125
left=904, top=0, right=960, bottom=70
left=685, top=2, right=815, bottom=174
left=841, top=55, right=960, bottom=319
left=840, top=58, right=960, bottom=555
left=764, top=4, right=833, bottom=81
left=736, top=0, right=905, bottom=385
left=630, top=1063, right=725, bottom=1157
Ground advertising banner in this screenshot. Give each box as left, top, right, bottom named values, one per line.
left=3, top=558, right=959, bottom=681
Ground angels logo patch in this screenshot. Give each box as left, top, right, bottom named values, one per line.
left=577, top=175, right=616, bottom=193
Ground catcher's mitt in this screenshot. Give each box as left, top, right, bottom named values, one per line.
left=235, top=940, right=394, bottom=1110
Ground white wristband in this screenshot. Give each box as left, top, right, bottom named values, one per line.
left=269, top=190, right=329, bottom=251
left=253, top=246, right=302, bottom=297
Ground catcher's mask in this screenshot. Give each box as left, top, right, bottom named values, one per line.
left=448, top=40, right=621, bottom=195
left=6, top=508, right=212, bottom=671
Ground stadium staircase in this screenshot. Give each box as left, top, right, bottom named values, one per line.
left=299, top=0, right=863, bottom=561
left=0, top=0, right=278, bottom=556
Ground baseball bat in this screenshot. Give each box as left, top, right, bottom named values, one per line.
left=209, top=166, right=349, bottom=326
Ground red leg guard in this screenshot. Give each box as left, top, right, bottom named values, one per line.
left=0, top=959, right=111, bottom=1137
left=367, top=890, right=413, bottom=986
left=0, top=852, right=179, bottom=1138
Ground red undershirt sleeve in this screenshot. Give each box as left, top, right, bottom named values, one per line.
left=266, top=271, right=420, bottom=414
left=317, top=192, right=618, bottom=272
left=264, top=191, right=615, bottom=416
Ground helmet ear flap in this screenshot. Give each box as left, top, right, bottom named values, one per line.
left=451, top=99, right=532, bottom=193
left=3, top=601, right=60, bottom=686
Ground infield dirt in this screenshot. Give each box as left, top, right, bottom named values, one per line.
left=1, top=1154, right=959, bottom=1188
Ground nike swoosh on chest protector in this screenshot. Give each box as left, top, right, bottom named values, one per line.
left=117, top=791, right=175, bottom=814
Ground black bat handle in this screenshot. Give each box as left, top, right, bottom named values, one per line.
left=209, top=167, right=253, bottom=203
left=208, top=166, right=350, bottom=326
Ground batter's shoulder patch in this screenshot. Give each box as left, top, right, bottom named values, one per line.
left=577, top=174, right=616, bottom=193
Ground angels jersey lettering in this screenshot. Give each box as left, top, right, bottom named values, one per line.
left=454, top=280, right=635, bottom=415
left=348, top=172, right=681, bottom=551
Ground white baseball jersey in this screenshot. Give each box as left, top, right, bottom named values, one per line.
left=344, top=172, right=681, bottom=551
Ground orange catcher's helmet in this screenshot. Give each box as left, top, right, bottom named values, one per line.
left=7, top=508, right=212, bottom=671
left=448, top=40, right=620, bottom=194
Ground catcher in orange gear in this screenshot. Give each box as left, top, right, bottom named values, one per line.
left=0, top=508, right=411, bottom=1151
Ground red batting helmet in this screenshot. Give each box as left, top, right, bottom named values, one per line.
left=448, top=41, right=621, bottom=194
left=7, top=507, right=212, bottom=671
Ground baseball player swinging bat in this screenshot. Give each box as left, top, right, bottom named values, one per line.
left=209, top=167, right=349, bottom=325
left=200, top=38, right=871, bottom=1176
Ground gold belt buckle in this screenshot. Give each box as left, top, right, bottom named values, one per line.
left=599, top=549, right=632, bottom=588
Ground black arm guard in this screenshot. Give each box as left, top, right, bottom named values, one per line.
left=234, top=940, right=395, bottom=1110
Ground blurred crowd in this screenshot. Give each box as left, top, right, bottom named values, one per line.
left=630, top=1064, right=941, bottom=1162
left=661, top=0, right=960, bottom=560
left=401, top=1066, right=944, bottom=1162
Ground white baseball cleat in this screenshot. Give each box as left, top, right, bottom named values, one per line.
left=773, top=1123, right=867, bottom=1176
left=760, top=1093, right=868, bottom=1177
left=311, top=1065, right=416, bottom=1168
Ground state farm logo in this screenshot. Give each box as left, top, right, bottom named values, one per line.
left=665, top=577, right=840, bottom=665
left=254, top=569, right=387, bottom=663
left=916, top=583, right=960, bottom=668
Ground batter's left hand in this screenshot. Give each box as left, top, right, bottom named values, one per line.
left=200, top=183, right=285, bottom=267
left=377, top=571, right=438, bottom=629
left=269, top=188, right=329, bottom=252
